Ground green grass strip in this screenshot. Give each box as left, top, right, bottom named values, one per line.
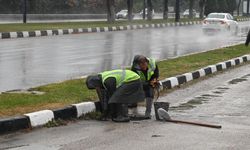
left=0, top=44, right=249, bottom=117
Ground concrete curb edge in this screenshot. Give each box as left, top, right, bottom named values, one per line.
left=159, top=54, right=250, bottom=90
left=0, top=21, right=203, bottom=40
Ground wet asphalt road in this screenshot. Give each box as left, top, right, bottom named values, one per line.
left=1, top=62, right=250, bottom=150
left=0, top=21, right=249, bottom=92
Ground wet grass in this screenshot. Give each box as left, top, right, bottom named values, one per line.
left=0, top=44, right=250, bottom=117
left=0, top=18, right=202, bottom=32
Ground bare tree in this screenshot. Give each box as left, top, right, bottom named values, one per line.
left=106, top=0, right=115, bottom=23
left=237, top=0, right=242, bottom=16
left=127, top=0, right=133, bottom=21
left=175, top=0, right=180, bottom=22
left=163, top=0, right=169, bottom=20
left=199, top=0, right=206, bottom=19
left=189, top=0, right=194, bottom=19
left=22, top=0, right=27, bottom=23
left=147, top=0, right=153, bottom=20
left=248, top=0, right=250, bottom=16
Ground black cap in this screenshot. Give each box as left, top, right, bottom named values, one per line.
left=86, top=75, right=102, bottom=89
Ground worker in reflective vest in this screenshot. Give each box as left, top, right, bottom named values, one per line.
left=131, top=55, right=159, bottom=119
left=86, top=69, right=145, bottom=122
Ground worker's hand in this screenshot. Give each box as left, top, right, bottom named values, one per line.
left=150, top=78, right=158, bottom=87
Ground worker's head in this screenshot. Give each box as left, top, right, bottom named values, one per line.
left=138, top=56, right=148, bottom=71
left=86, top=75, right=102, bottom=89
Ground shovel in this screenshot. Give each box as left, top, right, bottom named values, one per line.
left=157, top=108, right=222, bottom=129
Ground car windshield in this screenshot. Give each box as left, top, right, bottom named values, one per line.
left=207, top=14, right=225, bottom=19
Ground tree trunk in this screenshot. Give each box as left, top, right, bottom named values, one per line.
left=147, top=0, right=153, bottom=20
left=127, top=0, right=133, bottom=21
left=189, top=0, right=194, bottom=19
left=199, top=0, right=206, bottom=19
left=106, top=0, right=115, bottom=23
left=22, top=0, right=27, bottom=23
left=175, top=0, right=180, bottom=22
left=163, top=0, right=169, bottom=20
left=247, top=0, right=250, bottom=16
left=237, top=0, right=242, bottom=16
left=143, top=0, right=146, bottom=20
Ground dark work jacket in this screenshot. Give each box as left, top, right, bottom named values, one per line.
left=246, top=30, right=250, bottom=46
left=131, top=65, right=159, bottom=98
left=101, top=77, right=144, bottom=104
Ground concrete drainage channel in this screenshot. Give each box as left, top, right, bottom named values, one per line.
left=0, top=54, right=250, bottom=135
left=0, top=18, right=250, bottom=40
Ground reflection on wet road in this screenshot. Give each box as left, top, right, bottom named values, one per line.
left=0, top=22, right=249, bottom=92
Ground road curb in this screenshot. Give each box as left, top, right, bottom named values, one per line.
left=0, top=21, right=203, bottom=40
left=0, top=102, right=100, bottom=135
left=2, top=18, right=249, bottom=40
left=160, top=55, right=250, bottom=90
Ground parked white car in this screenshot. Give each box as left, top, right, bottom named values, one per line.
left=116, top=10, right=129, bottom=19
left=183, top=9, right=197, bottom=18
left=202, top=13, right=239, bottom=35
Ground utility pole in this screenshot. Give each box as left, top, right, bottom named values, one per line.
left=143, top=0, right=146, bottom=20
left=175, top=0, right=180, bottom=22
left=23, top=0, right=27, bottom=23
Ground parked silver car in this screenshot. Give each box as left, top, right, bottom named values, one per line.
left=183, top=9, right=197, bottom=18
left=202, top=13, right=239, bottom=35
left=116, top=10, right=133, bottom=19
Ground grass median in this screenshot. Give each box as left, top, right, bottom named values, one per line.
left=0, top=44, right=249, bottom=118
left=0, top=18, right=202, bottom=33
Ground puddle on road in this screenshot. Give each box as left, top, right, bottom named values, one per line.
left=0, top=144, right=29, bottom=150
left=228, top=74, right=250, bottom=85
left=216, top=87, right=230, bottom=90
left=228, top=78, right=248, bottom=84
left=170, top=92, right=225, bottom=112
left=212, top=91, right=224, bottom=94
left=152, top=134, right=164, bottom=138
left=170, top=95, right=212, bottom=111
left=241, top=74, right=250, bottom=78
left=2, top=89, right=45, bottom=95
left=201, top=94, right=221, bottom=98
left=213, top=86, right=230, bottom=94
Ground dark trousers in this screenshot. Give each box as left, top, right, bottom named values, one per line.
left=98, top=90, right=128, bottom=118
left=128, top=84, right=154, bottom=108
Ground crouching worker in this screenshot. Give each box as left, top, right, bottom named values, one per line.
left=86, top=69, right=145, bottom=122
left=131, top=55, right=159, bottom=119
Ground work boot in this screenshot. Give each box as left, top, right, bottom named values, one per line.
left=112, top=104, right=130, bottom=123
left=112, top=116, right=130, bottom=122
left=145, top=98, right=153, bottom=119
